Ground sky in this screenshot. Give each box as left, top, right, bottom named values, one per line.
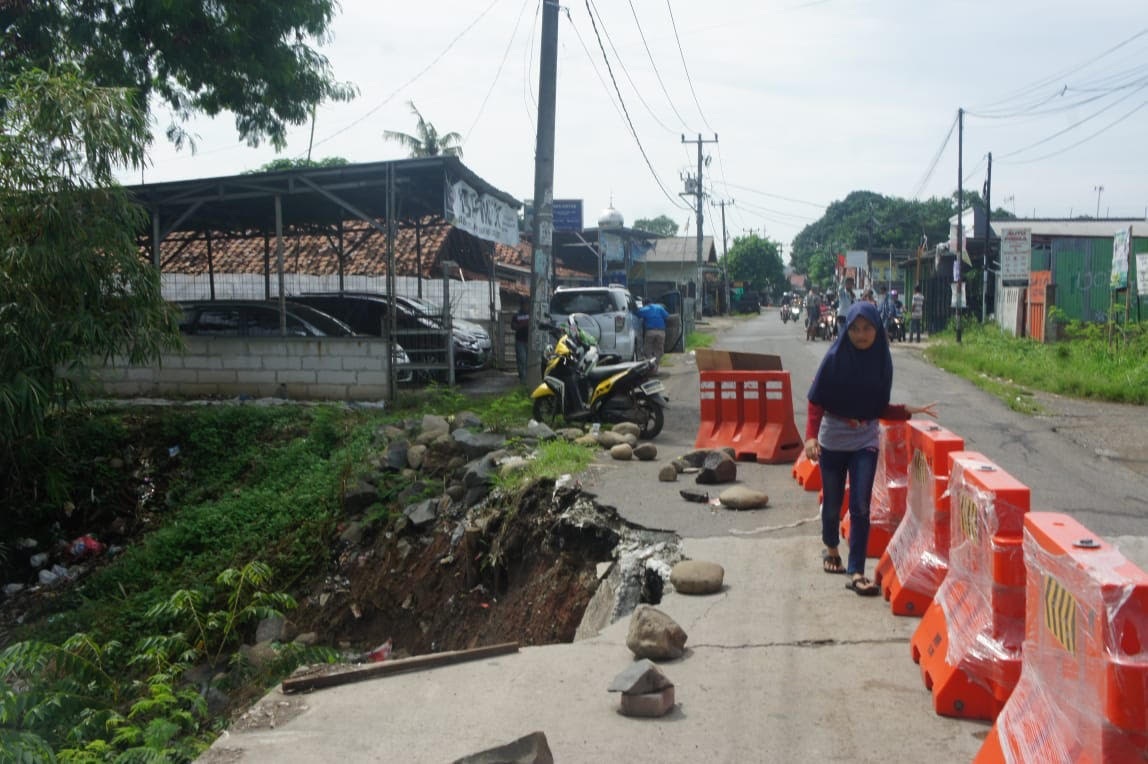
left=126, top=0, right=1148, bottom=259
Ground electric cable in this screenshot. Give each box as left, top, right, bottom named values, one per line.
left=465, top=0, right=532, bottom=143
left=911, top=111, right=959, bottom=200
left=666, top=0, right=715, bottom=133
left=582, top=0, right=691, bottom=212
left=999, top=98, right=1147, bottom=166
left=627, top=0, right=694, bottom=131
left=523, top=0, right=542, bottom=131
left=586, top=0, right=678, bottom=134
left=563, top=8, right=628, bottom=129
left=719, top=182, right=827, bottom=209
left=305, top=0, right=504, bottom=154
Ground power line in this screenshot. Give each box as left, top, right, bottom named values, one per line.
left=581, top=0, right=690, bottom=211
left=465, top=0, right=531, bottom=143
left=973, top=27, right=1148, bottom=111
left=522, top=0, right=542, bottom=132
left=999, top=98, right=1148, bottom=166
left=666, top=0, right=714, bottom=133
left=306, top=0, right=504, bottom=155
left=627, top=0, right=694, bottom=131
left=718, top=181, right=827, bottom=208
left=995, top=80, right=1148, bottom=160
left=562, top=8, right=628, bottom=128
left=911, top=111, right=959, bottom=200
left=586, top=0, right=677, bottom=134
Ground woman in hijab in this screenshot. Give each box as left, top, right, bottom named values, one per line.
left=805, top=301, right=937, bottom=595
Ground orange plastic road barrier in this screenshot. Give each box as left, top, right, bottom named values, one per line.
left=874, top=423, right=966, bottom=616
left=694, top=370, right=803, bottom=464
left=976, top=512, right=1148, bottom=763
left=911, top=453, right=1031, bottom=720
left=840, top=420, right=910, bottom=558
left=791, top=451, right=822, bottom=492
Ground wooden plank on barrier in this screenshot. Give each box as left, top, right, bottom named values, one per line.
left=911, top=453, right=1030, bottom=720
left=976, top=512, right=1148, bottom=762
left=874, top=425, right=966, bottom=617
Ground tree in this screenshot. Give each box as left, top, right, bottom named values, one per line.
left=246, top=157, right=349, bottom=174
left=384, top=101, right=464, bottom=158
left=632, top=215, right=679, bottom=237
left=0, top=0, right=356, bottom=150
left=1, top=67, right=180, bottom=487
left=722, top=234, right=785, bottom=302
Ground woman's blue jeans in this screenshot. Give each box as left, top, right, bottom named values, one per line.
left=819, top=446, right=879, bottom=576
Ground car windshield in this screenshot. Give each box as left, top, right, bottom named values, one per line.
left=550, top=291, right=616, bottom=315
left=287, top=303, right=355, bottom=336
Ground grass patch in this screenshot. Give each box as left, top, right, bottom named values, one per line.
left=492, top=438, right=598, bottom=492
left=686, top=331, right=716, bottom=350
left=924, top=320, right=1148, bottom=409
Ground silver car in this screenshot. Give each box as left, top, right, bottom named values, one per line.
left=548, top=286, right=640, bottom=361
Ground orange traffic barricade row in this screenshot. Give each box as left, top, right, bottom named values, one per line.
left=791, top=451, right=821, bottom=491
left=976, top=512, right=1148, bottom=762
left=840, top=420, right=910, bottom=558
left=874, top=423, right=966, bottom=616
left=694, top=370, right=803, bottom=464
left=911, top=452, right=1031, bottom=720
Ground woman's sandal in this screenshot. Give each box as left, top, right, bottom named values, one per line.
left=821, top=550, right=846, bottom=574
left=845, top=575, right=880, bottom=596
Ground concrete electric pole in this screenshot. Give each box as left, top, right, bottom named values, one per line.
left=526, top=1, right=559, bottom=390
left=682, top=133, right=717, bottom=317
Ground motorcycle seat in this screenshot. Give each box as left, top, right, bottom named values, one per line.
left=587, top=360, right=648, bottom=381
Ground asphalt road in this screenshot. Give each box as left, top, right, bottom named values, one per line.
left=586, top=310, right=1148, bottom=543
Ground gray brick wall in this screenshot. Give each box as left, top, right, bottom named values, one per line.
left=89, top=337, right=397, bottom=400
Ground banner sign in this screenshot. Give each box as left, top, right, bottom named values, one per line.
left=444, top=178, right=520, bottom=247
left=1137, top=253, right=1148, bottom=295
left=1111, top=226, right=1131, bottom=290
left=552, top=199, right=584, bottom=232
left=845, top=250, right=868, bottom=270
left=598, top=231, right=625, bottom=267
left=1000, top=227, right=1031, bottom=287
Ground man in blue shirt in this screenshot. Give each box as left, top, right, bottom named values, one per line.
left=637, top=301, right=669, bottom=373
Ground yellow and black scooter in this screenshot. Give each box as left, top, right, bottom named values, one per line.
left=530, top=316, right=667, bottom=439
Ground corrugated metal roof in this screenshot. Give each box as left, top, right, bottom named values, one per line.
left=646, top=236, right=717, bottom=263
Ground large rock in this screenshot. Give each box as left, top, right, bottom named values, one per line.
left=452, top=411, right=484, bottom=431
left=452, top=731, right=553, bottom=764
left=695, top=451, right=737, bottom=484
left=626, top=604, right=687, bottom=660
left=670, top=560, right=725, bottom=594
left=383, top=439, right=410, bottom=471
left=718, top=485, right=770, bottom=510
left=416, top=414, right=450, bottom=444
left=403, top=498, right=438, bottom=528
left=657, top=464, right=679, bottom=482
left=620, top=686, right=676, bottom=718
left=598, top=430, right=628, bottom=449
left=406, top=444, right=428, bottom=470
left=633, top=443, right=658, bottom=461
left=612, top=422, right=641, bottom=438
left=610, top=443, right=634, bottom=461
left=608, top=659, right=673, bottom=694
left=341, top=481, right=378, bottom=516
left=452, top=429, right=507, bottom=460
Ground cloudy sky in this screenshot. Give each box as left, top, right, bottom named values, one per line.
left=130, top=0, right=1148, bottom=256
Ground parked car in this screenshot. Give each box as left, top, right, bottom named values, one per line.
left=548, top=285, right=640, bottom=361
left=392, top=294, right=493, bottom=356
left=176, top=299, right=413, bottom=381
left=291, top=293, right=491, bottom=375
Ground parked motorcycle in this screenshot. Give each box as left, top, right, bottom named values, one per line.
left=531, top=316, right=667, bottom=439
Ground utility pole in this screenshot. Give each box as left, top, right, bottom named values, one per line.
left=682, top=133, right=718, bottom=317
left=1094, top=185, right=1104, bottom=218
left=718, top=199, right=733, bottom=256
left=956, top=107, right=964, bottom=344
left=526, top=0, right=559, bottom=389
left=981, top=152, right=992, bottom=323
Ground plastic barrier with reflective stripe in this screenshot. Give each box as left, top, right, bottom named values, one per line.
left=975, top=512, right=1148, bottom=762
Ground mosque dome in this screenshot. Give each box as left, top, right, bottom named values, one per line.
left=597, top=204, right=624, bottom=229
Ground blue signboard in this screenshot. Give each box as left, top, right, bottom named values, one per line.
left=552, top=199, right=584, bottom=232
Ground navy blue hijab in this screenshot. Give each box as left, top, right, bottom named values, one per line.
left=807, top=301, right=893, bottom=421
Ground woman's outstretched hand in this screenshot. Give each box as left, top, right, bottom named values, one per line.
left=911, top=401, right=939, bottom=419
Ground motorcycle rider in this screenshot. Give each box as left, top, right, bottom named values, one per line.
left=804, top=288, right=821, bottom=341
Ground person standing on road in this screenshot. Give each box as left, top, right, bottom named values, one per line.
left=637, top=301, right=669, bottom=373
left=804, top=288, right=821, bottom=341
left=836, top=276, right=856, bottom=333
left=511, top=298, right=531, bottom=383
left=804, top=301, right=938, bottom=596
left=910, top=284, right=925, bottom=342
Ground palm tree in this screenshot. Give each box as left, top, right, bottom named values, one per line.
left=383, top=101, right=463, bottom=158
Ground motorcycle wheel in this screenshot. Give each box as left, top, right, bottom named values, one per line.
left=532, top=395, right=562, bottom=427
left=634, top=400, right=664, bottom=439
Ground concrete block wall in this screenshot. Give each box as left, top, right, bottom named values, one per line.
left=90, top=337, right=397, bottom=401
